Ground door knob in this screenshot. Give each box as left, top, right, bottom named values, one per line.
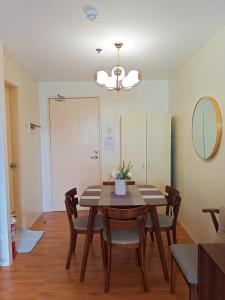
left=10, top=163, right=17, bottom=169
left=90, top=155, right=98, bottom=159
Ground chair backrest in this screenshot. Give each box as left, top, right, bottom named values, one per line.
left=65, top=187, right=79, bottom=232
left=165, top=185, right=181, bottom=226
left=103, top=180, right=135, bottom=185
left=103, top=206, right=147, bottom=243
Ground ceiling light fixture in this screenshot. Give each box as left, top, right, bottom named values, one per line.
left=95, top=43, right=141, bottom=91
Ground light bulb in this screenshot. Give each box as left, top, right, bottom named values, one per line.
left=96, top=71, right=108, bottom=85
left=127, top=70, right=140, bottom=85
left=105, top=76, right=116, bottom=89
left=122, top=70, right=141, bottom=88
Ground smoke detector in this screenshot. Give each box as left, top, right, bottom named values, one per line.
left=85, top=8, right=98, bottom=21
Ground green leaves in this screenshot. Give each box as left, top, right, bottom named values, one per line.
left=114, top=161, right=133, bottom=180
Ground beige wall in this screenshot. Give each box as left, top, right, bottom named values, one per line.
left=4, top=56, right=42, bottom=228
left=170, top=25, right=225, bottom=243
left=39, top=80, right=169, bottom=211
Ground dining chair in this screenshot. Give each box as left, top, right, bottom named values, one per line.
left=102, top=206, right=148, bottom=292
left=145, top=186, right=181, bottom=246
left=102, top=180, right=136, bottom=185
left=170, top=208, right=222, bottom=300
left=64, top=187, right=106, bottom=269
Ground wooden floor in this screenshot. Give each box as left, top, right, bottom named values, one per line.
left=0, top=212, right=192, bottom=300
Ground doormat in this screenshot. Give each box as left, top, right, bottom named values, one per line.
left=15, top=229, right=44, bottom=253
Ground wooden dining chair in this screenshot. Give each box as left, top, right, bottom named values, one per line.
left=170, top=208, right=221, bottom=300
left=102, top=206, right=148, bottom=292
left=64, top=187, right=106, bottom=269
left=146, top=186, right=181, bottom=246
left=103, top=180, right=136, bottom=185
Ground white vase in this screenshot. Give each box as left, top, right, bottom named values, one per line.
left=115, top=179, right=126, bottom=196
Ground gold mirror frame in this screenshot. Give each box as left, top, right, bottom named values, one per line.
left=192, top=96, right=222, bottom=160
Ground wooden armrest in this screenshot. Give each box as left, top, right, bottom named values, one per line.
left=202, top=208, right=219, bottom=231
left=202, top=208, right=219, bottom=214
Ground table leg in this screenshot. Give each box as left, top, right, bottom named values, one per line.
left=150, top=206, right=169, bottom=281
left=80, top=207, right=96, bottom=281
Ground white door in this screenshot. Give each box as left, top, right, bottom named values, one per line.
left=120, top=114, right=146, bottom=184
left=50, top=98, right=101, bottom=211
left=147, top=114, right=171, bottom=192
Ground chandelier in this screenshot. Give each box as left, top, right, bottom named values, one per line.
left=95, top=42, right=141, bottom=91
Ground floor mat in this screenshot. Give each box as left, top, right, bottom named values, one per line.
left=15, top=229, right=44, bottom=253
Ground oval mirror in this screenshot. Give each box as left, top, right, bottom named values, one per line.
left=192, top=97, right=222, bottom=160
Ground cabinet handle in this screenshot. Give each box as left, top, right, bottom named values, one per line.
left=148, top=162, right=150, bottom=169
left=142, top=162, right=145, bottom=170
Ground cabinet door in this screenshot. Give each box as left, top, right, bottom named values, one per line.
left=147, top=114, right=171, bottom=191
left=120, top=114, right=146, bottom=184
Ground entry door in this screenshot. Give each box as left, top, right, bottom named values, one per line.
left=50, top=98, right=101, bottom=211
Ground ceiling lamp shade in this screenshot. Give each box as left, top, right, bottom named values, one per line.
left=95, top=43, right=141, bottom=91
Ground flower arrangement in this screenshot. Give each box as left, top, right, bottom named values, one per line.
left=112, top=161, right=132, bottom=180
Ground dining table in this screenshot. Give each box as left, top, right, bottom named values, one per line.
left=79, top=184, right=169, bottom=282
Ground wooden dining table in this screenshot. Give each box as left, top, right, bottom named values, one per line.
left=79, top=184, right=169, bottom=282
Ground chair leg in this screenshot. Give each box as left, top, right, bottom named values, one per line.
left=136, top=248, right=140, bottom=266
left=100, top=231, right=107, bottom=269
left=104, top=241, right=107, bottom=266
left=139, top=246, right=149, bottom=292
left=143, top=232, right=147, bottom=258
left=90, top=231, right=94, bottom=243
left=66, top=232, right=77, bottom=269
left=189, top=284, right=198, bottom=300
left=72, top=233, right=77, bottom=253
left=170, top=256, right=176, bottom=293
left=166, top=231, right=171, bottom=246
left=90, top=210, right=98, bottom=244
left=105, top=244, right=112, bottom=293
left=150, top=232, right=154, bottom=242
left=172, top=228, right=177, bottom=244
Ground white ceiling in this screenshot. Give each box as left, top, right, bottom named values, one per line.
left=0, top=0, right=225, bottom=81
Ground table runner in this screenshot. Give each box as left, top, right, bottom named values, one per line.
left=99, top=185, right=145, bottom=206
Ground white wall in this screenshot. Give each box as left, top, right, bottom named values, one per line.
left=170, top=25, right=225, bottom=243
left=39, top=80, right=169, bottom=211
left=0, top=43, right=12, bottom=266
left=4, top=56, right=42, bottom=228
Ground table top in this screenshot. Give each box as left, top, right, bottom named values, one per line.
left=79, top=185, right=167, bottom=207
left=199, top=243, right=225, bottom=275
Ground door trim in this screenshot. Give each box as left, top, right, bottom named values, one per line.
left=5, top=82, right=19, bottom=216
left=48, top=96, right=102, bottom=211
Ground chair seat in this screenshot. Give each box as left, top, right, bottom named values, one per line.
left=73, top=215, right=103, bottom=231
left=145, top=213, right=173, bottom=228
left=103, top=228, right=140, bottom=244
left=170, top=243, right=198, bottom=284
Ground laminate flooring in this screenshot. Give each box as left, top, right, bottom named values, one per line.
left=0, top=212, right=193, bottom=300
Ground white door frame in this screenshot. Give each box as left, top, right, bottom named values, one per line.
left=40, top=96, right=102, bottom=212
left=0, top=43, right=12, bottom=266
